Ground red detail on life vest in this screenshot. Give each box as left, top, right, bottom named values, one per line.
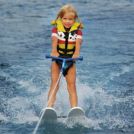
left=52, top=27, right=57, bottom=33
left=52, top=27, right=82, bottom=36
left=77, top=30, right=82, bottom=36
left=58, top=40, right=75, bottom=44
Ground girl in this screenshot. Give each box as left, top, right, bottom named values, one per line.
left=47, top=4, right=83, bottom=108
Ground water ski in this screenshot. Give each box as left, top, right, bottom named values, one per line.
left=33, top=108, right=57, bottom=134
left=40, top=107, right=57, bottom=124
left=67, top=107, right=85, bottom=118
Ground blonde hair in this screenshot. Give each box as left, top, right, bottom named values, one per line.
left=56, top=4, right=79, bottom=20
left=52, top=4, right=83, bottom=29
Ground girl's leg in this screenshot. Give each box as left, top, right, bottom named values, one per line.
left=47, top=62, right=60, bottom=107
left=65, top=64, right=78, bottom=108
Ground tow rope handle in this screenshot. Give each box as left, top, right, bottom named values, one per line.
left=45, top=54, right=83, bottom=72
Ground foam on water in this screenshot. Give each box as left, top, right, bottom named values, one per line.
left=42, top=76, right=130, bottom=130
left=0, top=71, right=46, bottom=124
left=6, top=97, right=36, bottom=123
left=110, top=65, right=131, bottom=80
left=0, top=70, right=127, bottom=129
left=18, top=80, right=38, bottom=93
left=1, top=70, right=131, bottom=130
left=0, top=113, right=8, bottom=122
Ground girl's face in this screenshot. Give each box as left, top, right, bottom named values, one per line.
left=61, top=12, right=75, bottom=28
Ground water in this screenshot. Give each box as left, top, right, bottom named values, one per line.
left=0, top=0, right=134, bottom=133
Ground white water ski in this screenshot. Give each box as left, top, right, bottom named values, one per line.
left=40, top=107, right=57, bottom=123
left=33, top=107, right=85, bottom=134
left=33, top=107, right=57, bottom=134
left=67, top=107, right=85, bottom=118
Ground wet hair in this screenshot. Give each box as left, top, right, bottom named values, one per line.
left=56, top=4, right=79, bottom=20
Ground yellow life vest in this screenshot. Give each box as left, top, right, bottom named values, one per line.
left=51, top=19, right=83, bottom=56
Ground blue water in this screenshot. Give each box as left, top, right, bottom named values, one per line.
left=0, top=0, right=134, bottom=134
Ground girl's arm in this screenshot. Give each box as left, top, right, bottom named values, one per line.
left=51, top=36, right=59, bottom=57
left=72, top=38, right=82, bottom=58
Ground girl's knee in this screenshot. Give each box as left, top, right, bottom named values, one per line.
left=67, top=82, right=76, bottom=88
left=69, top=91, right=77, bottom=99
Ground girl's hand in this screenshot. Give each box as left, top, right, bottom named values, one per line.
left=51, top=50, right=59, bottom=57
left=72, top=53, right=79, bottom=58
